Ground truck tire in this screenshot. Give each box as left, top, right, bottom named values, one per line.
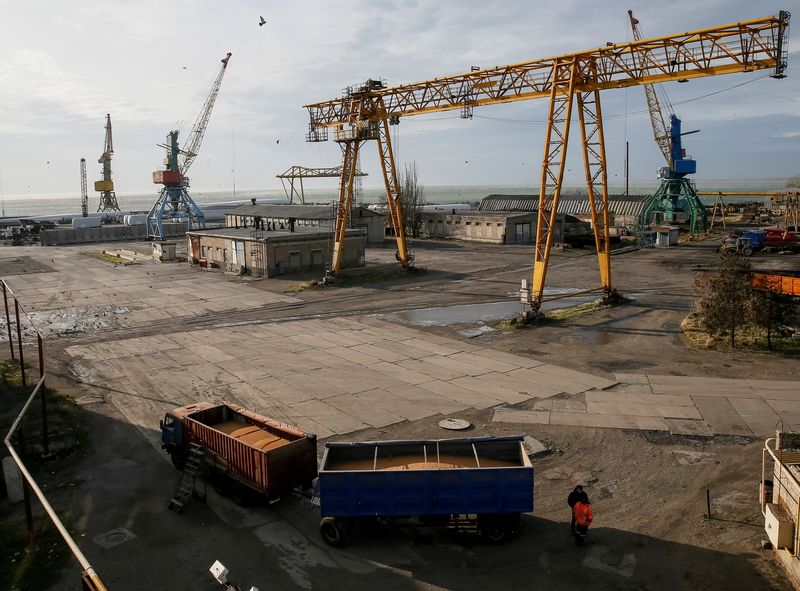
left=479, top=514, right=519, bottom=545
left=743, top=247, right=753, bottom=256
left=170, top=450, right=186, bottom=470
left=231, top=482, right=252, bottom=507
left=320, top=517, right=350, bottom=548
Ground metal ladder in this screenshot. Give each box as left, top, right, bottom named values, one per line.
left=168, top=443, right=206, bottom=513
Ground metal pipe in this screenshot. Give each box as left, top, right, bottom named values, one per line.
left=4, top=376, right=108, bottom=590
left=38, top=334, right=48, bottom=455
left=14, top=298, right=25, bottom=387
left=3, top=281, right=14, bottom=359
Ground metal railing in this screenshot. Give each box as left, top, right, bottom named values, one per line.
left=1, top=278, right=107, bottom=589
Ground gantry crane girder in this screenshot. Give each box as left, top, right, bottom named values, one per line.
left=276, top=165, right=367, bottom=204
left=305, top=11, right=790, bottom=310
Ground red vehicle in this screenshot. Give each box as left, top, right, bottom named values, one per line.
left=161, top=402, right=317, bottom=503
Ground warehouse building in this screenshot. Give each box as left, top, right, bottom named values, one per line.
left=418, top=210, right=589, bottom=244
left=186, top=226, right=366, bottom=277
left=224, top=202, right=385, bottom=244
left=479, top=193, right=648, bottom=230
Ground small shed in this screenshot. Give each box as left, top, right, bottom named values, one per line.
left=186, top=226, right=366, bottom=277
left=224, top=203, right=385, bottom=244
left=152, top=241, right=177, bottom=262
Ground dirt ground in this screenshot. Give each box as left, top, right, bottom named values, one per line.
left=2, top=228, right=798, bottom=590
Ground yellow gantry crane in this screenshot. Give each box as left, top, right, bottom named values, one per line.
left=305, top=11, right=790, bottom=312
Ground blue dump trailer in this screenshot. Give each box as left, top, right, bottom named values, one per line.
left=315, top=435, right=534, bottom=546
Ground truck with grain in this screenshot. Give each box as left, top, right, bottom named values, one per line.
left=160, top=402, right=318, bottom=504
left=315, top=435, right=534, bottom=547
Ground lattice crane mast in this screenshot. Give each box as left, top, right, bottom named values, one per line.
left=80, top=158, right=88, bottom=218
left=305, top=11, right=790, bottom=312
left=95, top=114, right=120, bottom=212
left=147, top=52, right=232, bottom=239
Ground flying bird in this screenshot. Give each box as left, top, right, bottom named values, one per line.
left=276, top=139, right=280, bottom=144
left=259, top=16, right=266, bottom=26
left=182, top=66, right=187, bottom=70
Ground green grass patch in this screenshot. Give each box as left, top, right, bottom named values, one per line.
left=287, top=280, right=326, bottom=292
left=682, top=313, right=800, bottom=356
left=543, top=300, right=605, bottom=321
left=0, top=514, right=74, bottom=591
left=82, top=251, right=135, bottom=265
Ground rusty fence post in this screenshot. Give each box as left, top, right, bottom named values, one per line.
left=3, top=281, right=14, bottom=360
left=14, top=298, right=26, bottom=387
left=38, top=334, right=49, bottom=455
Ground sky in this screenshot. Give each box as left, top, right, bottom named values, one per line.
left=0, top=0, right=798, bottom=198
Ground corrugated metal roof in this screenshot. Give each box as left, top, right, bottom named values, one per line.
left=226, top=204, right=382, bottom=219
left=479, top=194, right=648, bottom=217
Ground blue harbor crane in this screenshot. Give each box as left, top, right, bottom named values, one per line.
left=628, top=10, right=707, bottom=238
left=147, top=52, right=231, bottom=239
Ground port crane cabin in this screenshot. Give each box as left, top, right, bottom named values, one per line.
left=304, top=12, right=790, bottom=313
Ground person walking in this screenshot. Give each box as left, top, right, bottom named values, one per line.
left=567, top=485, right=584, bottom=532
left=573, top=493, right=593, bottom=546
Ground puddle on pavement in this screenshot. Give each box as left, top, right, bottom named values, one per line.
left=396, top=289, right=597, bottom=331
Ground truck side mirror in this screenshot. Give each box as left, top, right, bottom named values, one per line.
left=159, top=420, right=164, bottom=429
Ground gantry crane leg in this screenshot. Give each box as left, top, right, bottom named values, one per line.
left=576, top=86, right=613, bottom=300
left=375, top=110, right=411, bottom=268
left=530, top=59, right=578, bottom=312
left=330, top=140, right=361, bottom=274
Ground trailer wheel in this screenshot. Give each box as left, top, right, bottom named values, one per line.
left=320, top=517, right=350, bottom=548
left=212, top=474, right=232, bottom=497
left=479, top=515, right=517, bottom=545
left=231, top=482, right=252, bottom=507
left=170, top=450, right=186, bottom=470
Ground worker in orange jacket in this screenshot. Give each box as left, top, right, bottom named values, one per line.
left=573, top=495, right=593, bottom=546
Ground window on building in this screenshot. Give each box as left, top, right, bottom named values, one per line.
left=201, top=246, right=206, bottom=258
left=311, top=249, right=323, bottom=266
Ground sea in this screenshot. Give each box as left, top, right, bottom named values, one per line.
left=0, top=179, right=790, bottom=219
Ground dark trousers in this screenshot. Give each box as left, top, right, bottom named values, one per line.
left=574, top=523, right=588, bottom=545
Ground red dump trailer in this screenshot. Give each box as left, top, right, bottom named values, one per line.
left=161, top=402, right=317, bottom=502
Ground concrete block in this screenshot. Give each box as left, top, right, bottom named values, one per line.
left=550, top=411, right=669, bottom=431
left=2, top=457, right=24, bottom=504
left=492, top=408, right=551, bottom=425
left=691, top=396, right=753, bottom=436
left=728, top=398, right=783, bottom=437
left=667, top=419, right=713, bottom=437
left=587, top=401, right=702, bottom=420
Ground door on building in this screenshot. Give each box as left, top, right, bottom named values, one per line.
left=233, top=241, right=245, bottom=268
left=189, top=237, right=200, bottom=260
left=289, top=251, right=302, bottom=270
left=515, top=223, right=531, bottom=243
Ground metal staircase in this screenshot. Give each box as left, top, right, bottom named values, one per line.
left=168, top=443, right=206, bottom=513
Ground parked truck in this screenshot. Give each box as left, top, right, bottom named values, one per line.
left=160, top=402, right=318, bottom=503
left=315, top=435, right=534, bottom=547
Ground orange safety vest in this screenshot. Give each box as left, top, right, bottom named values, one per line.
left=573, top=502, right=593, bottom=527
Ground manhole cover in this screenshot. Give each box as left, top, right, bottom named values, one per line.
left=439, top=418, right=471, bottom=431
left=92, top=527, right=136, bottom=549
